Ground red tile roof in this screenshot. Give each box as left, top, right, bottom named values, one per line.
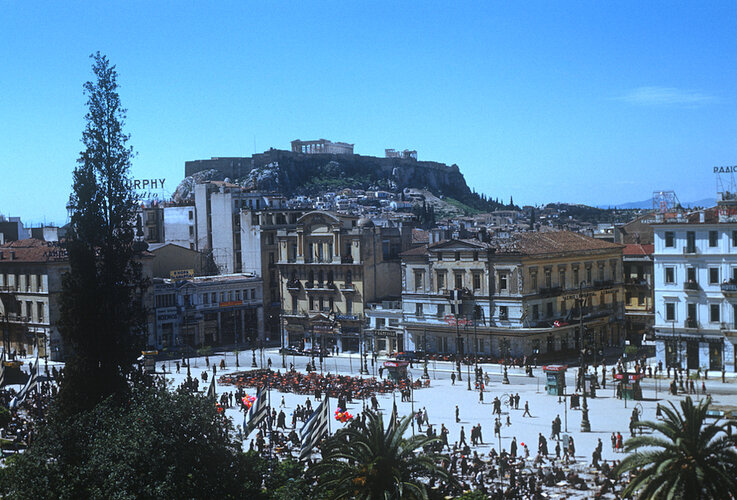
left=622, top=243, right=654, bottom=256
left=496, top=231, right=623, bottom=256
left=0, top=239, right=69, bottom=263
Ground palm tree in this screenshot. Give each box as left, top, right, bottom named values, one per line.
left=313, top=409, right=455, bottom=499
left=615, top=396, right=737, bottom=499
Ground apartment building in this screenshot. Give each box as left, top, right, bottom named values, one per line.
left=623, top=243, right=654, bottom=345
left=652, top=194, right=737, bottom=372
left=401, top=231, right=625, bottom=358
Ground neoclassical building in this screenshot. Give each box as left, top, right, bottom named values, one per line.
left=277, top=211, right=409, bottom=353
left=402, top=231, right=625, bottom=359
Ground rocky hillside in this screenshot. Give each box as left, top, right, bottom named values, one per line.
left=176, top=149, right=512, bottom=212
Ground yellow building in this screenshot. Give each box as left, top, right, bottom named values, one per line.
left=402, top=231, right=625, bottom=359
left=278, top=211, right=409, bottom=353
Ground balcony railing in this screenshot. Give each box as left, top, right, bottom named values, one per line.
left=721, top=283, right=737, bottom=294
left=539, top=286, right=562, bottom=298
left=684, top=281, right=700, bottom=292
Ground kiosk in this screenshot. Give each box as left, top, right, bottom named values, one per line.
left=543, top=365, right=567, bottom=396
left=383, top=360, right=410, bottom=381
left=615, top=372, right=644, bottom=400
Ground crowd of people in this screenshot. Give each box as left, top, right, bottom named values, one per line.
left=218, top=368, right=424, bottom=400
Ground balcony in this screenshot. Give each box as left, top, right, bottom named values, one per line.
left=538, top=286, right=562, bottom=298
left=286, top=279, right=301, bottom=292
left=684, top=281, right=700, bottom=293
left=684, top=318, right=698, bottom=329
left=721, top=282, right=737, bottom=295
left=625, top=278, right=649, bottom=286
left=306, top=282, right=335, bottom=292
left=340, top=282, right=356, bottom=293
left=341, top=256, right=354, bottom=264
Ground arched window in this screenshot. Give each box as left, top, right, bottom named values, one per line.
left=318, top=271, right=324, bottom=285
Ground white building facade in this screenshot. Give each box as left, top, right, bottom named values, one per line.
left=653, top=200, right=737, bottom=372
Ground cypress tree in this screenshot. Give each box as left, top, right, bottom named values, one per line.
left=58, top=53, right=148, bottom=415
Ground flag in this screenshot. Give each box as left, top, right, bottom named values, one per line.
left=206, top=376, right=216, bottom=401
left=386, top=399, right=398, bottom=438
left=299, top=394, right=330, bottom=461
left=9, top=352, right=39, bottom=410
left=244, top=388, right=268, bottom=437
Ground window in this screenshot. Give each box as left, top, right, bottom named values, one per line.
left=709, top=231, right=718, bottom=247
left=291, top=296, right=297, bottom=313
left=573, top=268, right=579, bottom=285
left=328, top=298, right=334, bottom=311
left=414, top=270, right=424, bottom=291
left=665, top=267, right=675, bottom=284
left=665, top=303, right=675, bottom=321
left=709, top=268, right=720, bottom=284
left=499, top=306, right=508, bottom=320
left=376, top=318, right=386, bottom=328
left=610, top=262, right=617, bottom=281
left=37, top=275, right=43, bottom=292
left=188, top=210, right=194, bottom=220
left=532, top=304, right=539, bottom=320
left=455, top=273, right=463, bottom=289
left=638, top=294, right=645, bottom=306
left=455, top=252, right=460, bottom=261
left=598, top=265, right=605, bottom=281
left=665, top=231, right=675, bottom=247
left=415, top=303, right=423, bottom=317
left=687, top=267, right=696, bottom=283
left=559, top=270, right=566, bottom=289
left=309, top=297, right=315, bottom=310
left=437, top=304, right=445, bottom=317
left=189, top=226, right=194, bottom=237
left=473, top=252, right=478, bottom=261
left=437, top=272, right=445, bottom=291
left=251, top=289, right=256, bottom=299
left=220, top=292, right=225, bottom=303
left=530, top=272, right=537, bottom=290
left=544, top=270, right=552, bottom=288
left=546, top=302, right=554, bottom=318
left=687, top=303, right=697, bottom=322
left=560, top=299, right=567, bottom=315
left=586, top=267, right=592, bottom=284
left=37, top=302, right=44, bottom=323
left=499, top=273, right=508, bottom=291
left=686, top=231, right=696, bottom=253
left=235, top=290, right=240, bottom=301
left=437, top=253, right=443, bottom=261
left=203, top=293, right=209, bottom=305
left=26, top=301, right=32, bottom=319
left=733, top=231, right=737, bottom=247
left=211, top=292, right=217, bottom=303
left=710, top=304, right=720, bottom=323
left=473, top=273, right=481, bottom=291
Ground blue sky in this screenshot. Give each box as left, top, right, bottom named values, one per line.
left=1, top=1, right=735, bottom=225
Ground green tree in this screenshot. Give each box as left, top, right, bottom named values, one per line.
left=58, top=52, right=147, bottom=416
left=615, top=396, right=737, bottom=499
left=313, top=410, right=456, bottom=499
left=0, top=381, right=265, bottom=500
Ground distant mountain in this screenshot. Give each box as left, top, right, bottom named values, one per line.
left=597, top=197, right=716, bottom=210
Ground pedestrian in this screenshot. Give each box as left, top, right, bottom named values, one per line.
left=479, top=389, right=484, bottom=403
left=555, top=440, right=561, bottom=459
left=610, top=432, right=616, bottom=452
left=523, top=400, right=531, bottom=417
left=510, top=436, right=517, bottom=457
left=568, top=435, right=575, bottom=456
left=459, top=426, right=467, bottom=446
left=176, top=361, right=180, bottom=373
left=280, top=396, right=286, bottom=408
left=506, top=415, right=511, bottom=427
left=455, top=405, right=460, bottom=423
left=515, top=393, right=520, bottom=409
left=451, top=372, right=456, bottom=385
left=701, top=380, right=706, bottom=395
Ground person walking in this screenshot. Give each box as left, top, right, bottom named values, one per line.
left=455, top=405, right=460, bottom=423
left=451, top=372, right=456, bottom=385
left=523, top=400, right=531, bottom=417
left=459, top=426, right=467, bottom=446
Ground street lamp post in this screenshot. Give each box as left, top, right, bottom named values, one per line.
left=578, top=282, right=591, bottom=432
left=452, top=289, right=462, bottom=381
left=422, top=329, right=429, bottom=380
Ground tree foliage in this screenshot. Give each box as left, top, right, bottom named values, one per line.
left=313, top=410, right=455, bottom=499
left=615, top=396, right=737, bottom=499
left=0, top=381, right=265, bottom=500
left=58, top=52, right=147, bottom=416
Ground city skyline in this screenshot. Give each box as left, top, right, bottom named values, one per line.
left=1, top=1, right=736, bottom=225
